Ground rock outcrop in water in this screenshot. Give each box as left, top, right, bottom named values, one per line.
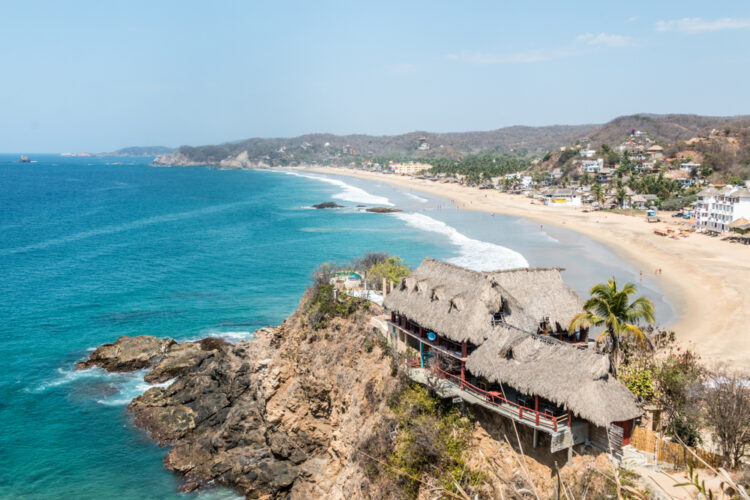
left=312, top=201, right=344, bottom=209
left=79, top=295, right=397, bottom=498
left=76, top=335, right=176, bottom=372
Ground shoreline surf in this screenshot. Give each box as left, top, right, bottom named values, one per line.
left=295, top=165, right=750, bottom=370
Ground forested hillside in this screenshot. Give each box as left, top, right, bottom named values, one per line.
left=152, top=114, right=750, bottom=170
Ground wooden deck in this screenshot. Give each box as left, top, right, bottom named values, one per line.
left=404, top=363, right=569, bottom=435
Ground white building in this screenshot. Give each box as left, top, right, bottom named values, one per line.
left=502, top=172, right=533, bottom=188
left=694, top=186, right=750, bottom=232
left=543, top=188, right=581, bottom=206
left=580, top=148, right=597, bottom=158
left=580, top=158, right=604, bottom=173
left=680, top=162, right=701, bottom=174
left=391, top=161, right=433, bottom=176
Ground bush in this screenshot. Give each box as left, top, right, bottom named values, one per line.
left=385, top=384, right=481, bottom=498
left=306, top=284, right=359, bottom=330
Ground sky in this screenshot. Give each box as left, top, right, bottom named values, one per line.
left=1, top=0, right=750, bottom=152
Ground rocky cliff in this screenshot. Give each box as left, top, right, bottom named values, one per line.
left=79, top=290, right=625, bottom=499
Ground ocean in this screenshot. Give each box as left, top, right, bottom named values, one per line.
left=0, top=155, right=675, bottom=499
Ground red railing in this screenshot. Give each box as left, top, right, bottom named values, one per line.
left=404, top=360, right=568, bottom=431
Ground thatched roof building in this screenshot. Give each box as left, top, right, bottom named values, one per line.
left=385, top=258, right=642, bottom=429
left=465, top=331, right=642, bottom=427
left=383, top=258, right=583, bottom=344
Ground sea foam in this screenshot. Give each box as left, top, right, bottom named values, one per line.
left=405, top=192, right=429, bottom=203
left=31, top=366, right=175, bottom=406
left=283, top=171, right=393, bottom=206
left=392, top=212, right=529, bottom=271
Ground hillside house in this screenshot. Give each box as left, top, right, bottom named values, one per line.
left=596, top=168, right=615, bottom=183
left=647, top=145, right=664, bottom=160
left=580, top=148, right=597, bottom=158
left=547, top=168, right=563, bottom=182
left=680, top=162, right=701, bottom=174
left=383, top=259, right=642, bottom=458
left=664, top=169, right=694, bottom=187
left=581, top=158, right=604, bottom=173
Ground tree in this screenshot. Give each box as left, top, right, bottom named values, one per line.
left=703, top=369, right=750, bottom=468
left=726, top=175, right=744, bottom=186
left=368, top=256, right=411, bottom=291
left=653, top=350, right=704, bottom=446
left=569, top=278, right=655, bottom=377
left=616, top=187, right=627, bottom=208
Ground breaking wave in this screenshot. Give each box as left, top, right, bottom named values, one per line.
left=405, top=192, right=428, bottom=203
left=30, top=367, right=175, bottom=406
left=392, top=212, right=528, bottom=270
left=282, top=171, right=393, bottom=206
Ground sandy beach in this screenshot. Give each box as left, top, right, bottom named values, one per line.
left=303, top=166, right=750, bottom=369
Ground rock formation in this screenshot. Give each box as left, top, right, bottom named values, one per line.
left=312, top=202, right=344, bottom=209
left=76, top=335, right=175, bottom=372
left=78, top=296, right=397, bottom=498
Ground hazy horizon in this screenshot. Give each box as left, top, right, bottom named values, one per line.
left=2, top=0, right=749, bottom=152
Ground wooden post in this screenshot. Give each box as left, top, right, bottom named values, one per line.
left=567, top=410, right=572, bottom=427
left=382, top=277, right=387, bottom=296
left=460, top=341, right=467, bottom=390
left=535, top=395, right=540, bottom=426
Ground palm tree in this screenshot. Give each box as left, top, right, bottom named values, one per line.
left=592, top=183, right=604, bottom=204
left=569, top=277, right=655, bottom=377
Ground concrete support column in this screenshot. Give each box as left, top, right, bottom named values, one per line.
left=533, top=429, right=538, bottom=449
left=382, top=277, right=387, bottom=296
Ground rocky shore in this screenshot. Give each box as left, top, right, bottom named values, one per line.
left=77, top=293, right=397, bottom=498
left=78, top=290, right=622, bottom=498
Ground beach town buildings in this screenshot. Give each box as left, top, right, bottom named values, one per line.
left=542, top=188, right=582, bottom=206
left=382, top=259, right=642, bottom=457
left=390, top=161, right=433, bottom=176
left=695, top=185, right=750, bottom=233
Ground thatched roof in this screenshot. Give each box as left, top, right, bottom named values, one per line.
left=383, top=259, right=584, bottom=344
left=465, top=332, right=642, bottom=427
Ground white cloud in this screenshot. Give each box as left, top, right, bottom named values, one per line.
left=448, top=48, right=577, bottom=65
left=448, top=33, right=631, bottom=66
left=627, top=16, right=640, bottom=22
left=656, top=17, right=750, bottom=33
left=577, top=32, right=633, bottom=47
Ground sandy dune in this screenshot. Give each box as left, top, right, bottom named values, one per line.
left=303, top=166, right=750, bottom=370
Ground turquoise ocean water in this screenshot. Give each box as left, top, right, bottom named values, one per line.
left=0, top=155, right=675, bottom=499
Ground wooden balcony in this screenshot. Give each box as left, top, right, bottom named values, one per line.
left=404, top=360, right=570, bottom=434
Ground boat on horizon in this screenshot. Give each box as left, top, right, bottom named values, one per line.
left=19, top=155, right=31, bottom=163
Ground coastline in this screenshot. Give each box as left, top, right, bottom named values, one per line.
left=299, top=166, right=750, bottom=370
